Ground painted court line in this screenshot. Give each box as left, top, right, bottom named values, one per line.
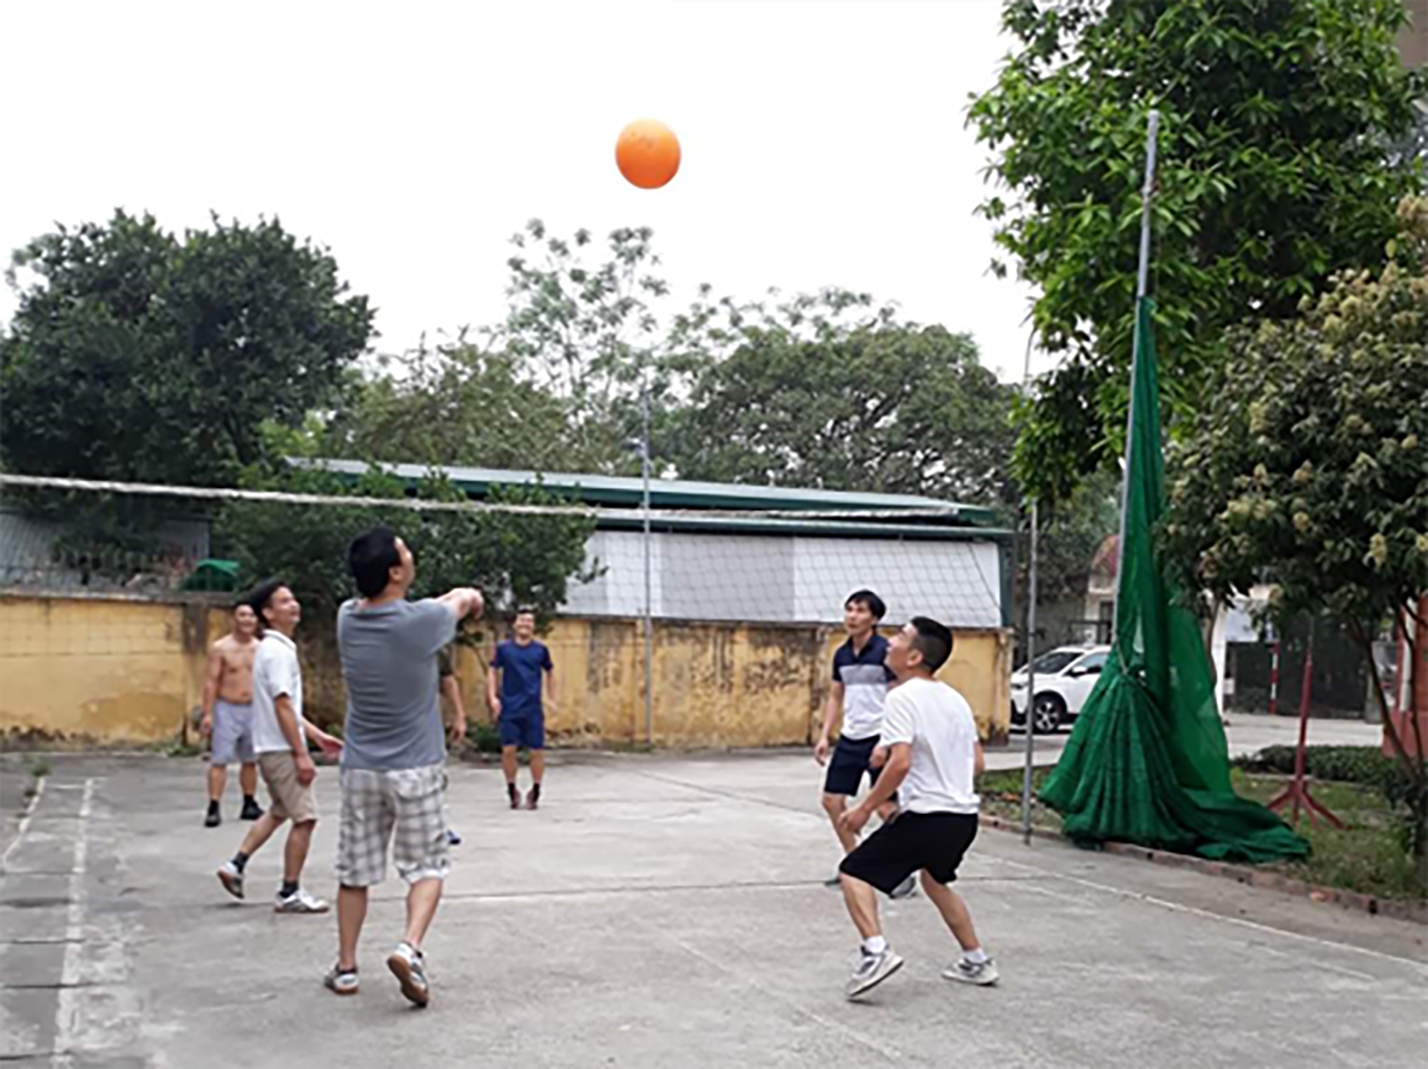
left=0, top=774, right=46, bottom=875
left=995, top=855, right=1428, bottom=975
left=54, top=778, right=95, bottom=1059
left=1252, top=943, right=1377, bottom=983
left=660, top=930, right=906, bottom=1064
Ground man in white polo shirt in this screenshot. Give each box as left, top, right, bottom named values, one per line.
left=216, top=579, right=342, bottom=913
left=836, top=615, right=999, bottom=1000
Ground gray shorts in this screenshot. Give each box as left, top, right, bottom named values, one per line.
left=336, top=764, right=449, bottom=888
left=210, top=700, right=256, bottom=766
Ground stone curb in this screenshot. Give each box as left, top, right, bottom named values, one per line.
left=978, top=813, right=1427, bottom=926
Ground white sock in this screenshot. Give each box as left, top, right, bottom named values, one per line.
left=963, top=947, right=989, bottom=964
left=863, top=936, right=888, bottom=955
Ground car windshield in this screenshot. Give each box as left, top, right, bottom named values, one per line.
left=1074, top=651, right=1109, bottom=672
left=1021, top=650, right=1083, bottom=675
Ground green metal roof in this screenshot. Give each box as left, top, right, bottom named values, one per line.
left=296, top=458, right=1004, bottom=532
left=596, top=512, right=1014, bottom=541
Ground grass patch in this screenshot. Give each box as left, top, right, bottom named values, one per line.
left=979, top=768, right=1062, bottom=833
left=161, top=738, right=203, bottom=759
left=22, top=755, right=52, bottom=779
left=977, top=762, right=1423, bottom=902
left=1231, top=769, right=1422, bottom=902
left=466, top=720, right=502, bottom=755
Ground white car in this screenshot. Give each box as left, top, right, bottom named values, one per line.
left=1010, top=645, right=1110, bottom=734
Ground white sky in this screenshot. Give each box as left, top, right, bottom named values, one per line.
left=1, top=0, right=1042, bottom=381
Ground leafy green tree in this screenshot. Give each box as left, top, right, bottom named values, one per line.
left=1162, top=195, right=1428, bottom=874
left=2, top=210, right=373, bottom=486
left=214, top=465, right=596, bottom=622
left=667, top=308, right=1015, bottom=505
left=495, top=219, right=669, bottom=471
left=970, top=0, right=1427, bottom=503
left=1029, top=468, right=1121, bottom=606
left=322, top=338, right=600, bottom=472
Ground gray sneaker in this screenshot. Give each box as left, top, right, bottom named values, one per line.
left=323, top=964, right=359, bottom=996
left=274, top=888, right=329, bottom=914
left=844, top=948, right=904, bottom=1000
left=387, top=942, right=430, bottom=1007
left=943, top=956, right=1000, bottom=986
left=217, top=861, right=244, bottom=900
left=889, top=874, right=917, bottom=899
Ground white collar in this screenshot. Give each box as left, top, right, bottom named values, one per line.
left=262, top=631, right=297, bottom=651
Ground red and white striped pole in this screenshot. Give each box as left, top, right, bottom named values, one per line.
left=1268, top=640, right=1281, bottom=717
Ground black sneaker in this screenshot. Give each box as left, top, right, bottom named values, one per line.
left=446, top=829, right=462, bottom=846
left=525, top=784, right=541, bottom=811
left=240, top=796, right=264, bottom=821
left=204, top=803, right=221, bottom=828
left=507, top=783, right=521, bottom=810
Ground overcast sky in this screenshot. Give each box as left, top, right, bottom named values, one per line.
left=2, top=0, right=1042, bottom=381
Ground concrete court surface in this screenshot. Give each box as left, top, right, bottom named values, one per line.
left=2, top=751, right=1425, bottom=1069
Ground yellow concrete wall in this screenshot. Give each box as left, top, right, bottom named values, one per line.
left=0, top=594, right=213, bottom=744
left=1, top=593, right=1012, bottom=748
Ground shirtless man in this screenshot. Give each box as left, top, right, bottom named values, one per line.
left=200, top=601, right=265, bottom=827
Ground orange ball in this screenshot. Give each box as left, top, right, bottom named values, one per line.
left=615, top=119, right=681, bottom=189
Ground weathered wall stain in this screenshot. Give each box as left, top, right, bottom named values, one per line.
left=1, top=594, right=1011, bottom=748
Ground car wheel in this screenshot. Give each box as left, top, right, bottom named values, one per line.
left=1031, top=693, right=1065, bottom=735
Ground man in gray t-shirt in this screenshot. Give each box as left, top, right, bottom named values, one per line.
left=338, top=598, right=452, bottom=772
left=326, top=526, right=483, bottom=1007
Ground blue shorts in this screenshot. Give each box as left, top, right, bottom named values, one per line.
left=823, top=735, right=882, bottom=797
left=499, top=714, right=545, bottom=751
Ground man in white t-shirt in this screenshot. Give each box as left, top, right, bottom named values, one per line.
left=836, top=616, right=999, bottom=1000
left=215, top=579, right=342, bottom=913
left=813, top=590, right=913, bottom=899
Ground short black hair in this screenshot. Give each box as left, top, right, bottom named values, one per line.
left=514, top=606, right=537, bottom=620
left=232, top=598, right=255, bottom=614
left=247, top=578, right=288, bottom=630
left=349, top=526, right=400, bottom=598
left=845, top=589, right=887, bottom=621
left=908, top=616, right=953, bottom=672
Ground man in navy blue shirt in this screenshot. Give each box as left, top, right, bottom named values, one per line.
left=487, top=608, right=557, bottom=810
left=814, top=590, right=914, bottom=898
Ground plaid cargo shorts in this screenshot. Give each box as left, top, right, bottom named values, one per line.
left=336, top=763, right=449, bottom=888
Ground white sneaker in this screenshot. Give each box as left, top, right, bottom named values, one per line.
left=943, top=956, right=1000, bottom=986
left=889, top=874, right=917, bottom=899
left=274, top=888, right=329, bottom=914
left=387, top=942, right=430, bottom=1007
left=844, top=948, right=904, bottom=1000
left=217, top=861, right=245, bottom=900
left=323, top=963, right=360, bottom=996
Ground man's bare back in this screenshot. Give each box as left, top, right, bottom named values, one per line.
left=212, top=633, right=257, bottom=704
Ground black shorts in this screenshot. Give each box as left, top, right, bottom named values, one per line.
left=839, top=811, right=979, bottom=894
left=823, top=735, right=882, bottom=797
